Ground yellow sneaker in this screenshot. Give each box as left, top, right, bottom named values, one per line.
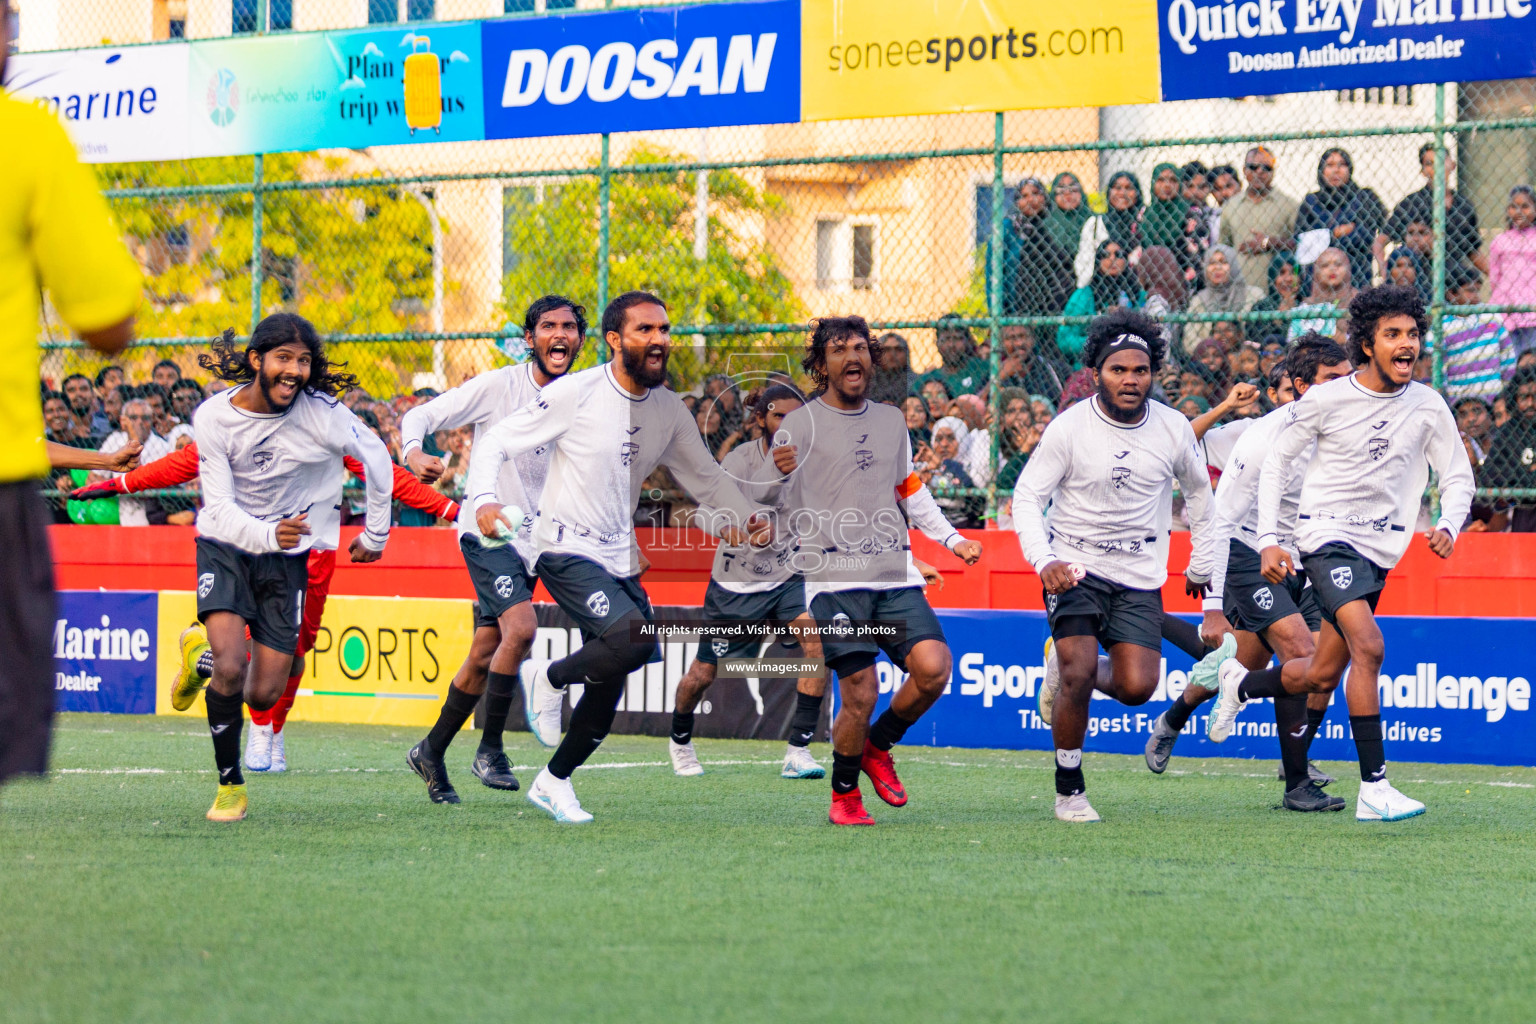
left=170, top=623, right=211, bottom=712
left=206, top=783, right=248, bottom=822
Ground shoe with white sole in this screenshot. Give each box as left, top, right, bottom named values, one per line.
left=526, top=768, right=593, bottom=824
left=1039, top=637, right=1061, bottom=727
left=1356, top=779, right=1426, bottom=822
left=1054, top=792, right=1101, bottom=823
left=669, top=739, right=704, bottom=777
left=1143, top=711, right=1180, bottom=774
left=781, top=744, right=826, bottom=779
left=519, top=659, right=563, bottom=748
left=1189, top=632, right=1237, bottom=693
left=244, top=722, right=273, bottom=772
left=1205, top=658, right=1250, bottom=743
left=268, top=729, right=287, bottom=773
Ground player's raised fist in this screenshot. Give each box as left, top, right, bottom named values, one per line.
left=1038, top=559, right=1079, bottom=595
left=348, top=535, right=383, bottom=563
left=1259, top=545, right=1293, bottom=584
left=771, top=443, right=798, bottom=476
left=952, top=539, right=982, bottom=565
left=275, top=512, right=311, bottom=550
left=1426, top=528, right=1455, bottom=559
left=406, top=448, right=445, bottom=484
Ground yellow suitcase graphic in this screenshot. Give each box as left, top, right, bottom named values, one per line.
left=403, top=35, right=441, bottom=135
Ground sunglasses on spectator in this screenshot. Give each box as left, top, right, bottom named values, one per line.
left=1246, top=162, right=1273, bottom=171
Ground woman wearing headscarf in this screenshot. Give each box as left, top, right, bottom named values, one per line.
left=1139, top=163, right=1188, bottom=251
left=1183, top=244, right=1264, bottom=353
left=1137, top=245, right=1188, bottom=353
left=917, top=416, right=983, bottom=528
left=1289, top=246, right=1357, bottom=341
left=1046, top=171, right=1092, bottom=255
left=1385, top=246, right=1431, bottom=303
left=1295, top=147, right=1385, bottom=288
left=1074, top=170, right=1144, bottom=288
left=1058, top=239, right=1146, bottom=364
left=1251, top=251, right=1304, bottom=314
left=991, top=177, right=1074, bottom=320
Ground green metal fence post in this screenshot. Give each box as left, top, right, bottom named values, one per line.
left=1429, top=83, right=1449, bottom=522
left=250, top=154, right=264, bottom=333
left=986, top=112, right=1005, bottom=526
left=598, top=132, right=611, bottom=361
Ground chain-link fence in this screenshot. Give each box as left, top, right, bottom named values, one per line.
left=21, top=1, right=1536, bottom=526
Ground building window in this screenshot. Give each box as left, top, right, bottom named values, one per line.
left=815, top=220, right=839, bottom=290
left=505, top=0, right=577, bottom=12
left=169, top=18, right=185, bottom=37
left=1336, top=86, right=1414, bottom=106
left=368, top=0, right=398, bottom=22
left=370, top=0, right=437, bottom=22
left=232, top=0, right=292, bottom=32
left=815, top=219, right=878, bottom=291
left=852, top=224, right=875, bottom=290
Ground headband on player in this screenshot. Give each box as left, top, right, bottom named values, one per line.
left=1094, top=333, right=1151, bottom=369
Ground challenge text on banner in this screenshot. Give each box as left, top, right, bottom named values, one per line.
left=801, top=0, right=1161, bottom=120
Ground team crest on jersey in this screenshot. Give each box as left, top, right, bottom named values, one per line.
left=494, top=575, right=514, bottom=599
left=831, top=612, right=851, bottom=629
left=197, top=572, right=216, bottom=598
left=711, top=640, right=729, bottom=657
left=586, top=590, right=610, bottom=617
left=1367, top=437, right=1389, bottom=461
left=619, top=441, right=640, bottom=467
left=1111, top=467, right=1131, bottom=490
left=1330, top=566, right=1354, bottom=590
left=252, top=450, right=275, bottom=471
left=854, top=449, right=875, bottom=471
left=1252, top=586, right=1274, bottom=611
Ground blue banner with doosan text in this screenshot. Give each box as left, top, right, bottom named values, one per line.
left=480, top=0, right=799, bottom=141
left=858, top=609, right=1536, bottom=767
left=1157, top=0, right=1536, bottom=101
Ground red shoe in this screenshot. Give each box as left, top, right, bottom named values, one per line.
left=829, top=789, right=876, bottom=826
left=861, top=740, right=908, bottom=807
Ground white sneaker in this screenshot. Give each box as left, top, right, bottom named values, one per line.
left=1189, top=632, right=1237, bottom=693
left=244, top=722, right=273, bottom=772
left=268, top=729, right=287, bottom=773
left=1205, top=658, right=1250, bottom=743
left=1039, top=637, right=1061, bottom=727
left=1356, top=779, right=1426, bottom=822
left=519, top=659, right=563, bottom=748
left=781, top=744, right=826, bottom=779
left=669, top=740, right=704, bottom=777
left=526, top=768, right=593, bottom=823
left=1054, top=792, right=1101, bottom=823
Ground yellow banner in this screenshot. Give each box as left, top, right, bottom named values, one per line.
left=156, top=592, right=476, bottom=728
left=801, top=0, right=1160, bottom=121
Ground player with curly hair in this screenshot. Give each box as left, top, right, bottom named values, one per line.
left=1204, top=285, right=1473, bottom=823
left=1011, top=307, right=1218, bottom=822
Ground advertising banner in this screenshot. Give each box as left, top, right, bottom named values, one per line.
left=53, top=591, right=158, bottom=714
left=1158, top=0, right=1536, bottom=101
left=187, top=20, right=485, bottom=157
left=480, top=0, right=799, bottom=140
left=861, top=609, right=1536, bottom=767
left=4, top=44, right=191, bottom=162
left=800, top=0, right=1160, bottom=121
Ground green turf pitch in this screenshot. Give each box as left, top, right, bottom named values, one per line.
left=4, top=715, right=1536, bottom=1024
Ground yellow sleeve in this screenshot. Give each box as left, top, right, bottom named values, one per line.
left=28, top=112, right=142, bottom=335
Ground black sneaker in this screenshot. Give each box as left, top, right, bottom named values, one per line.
left=471, top=748, right=520, bottom=791
left=1276, top=761, right=1336, bottom=787
left=1283, top=780, right=1346, bottom=812
left=407, top=741, right=460, bottom=804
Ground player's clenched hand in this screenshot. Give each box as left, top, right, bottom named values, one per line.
left=1184, top=573, right=1210, bottom=599
left=275, top=512, right=311, bottom=550
left=348, top=535, right=383, bottom=563
left=771, top=444, right=798, bottom=475
left=952, top=539, right=982, bottom=565
left=1200, top=611, right=1235, bottom=650
left=476, top=503, right=510, bottom=539
left=406, top=449, right=445, bottom=484
left=1259, top=545, right=1293, bottom=584
left=1426, top=528, right=1455, bottom=559
left=105, top=441, right=142, bottom=473
left=746, top=512, right=775, bottom=548
left=915, top=558, right=944, bottom=589
left=1038, top=560, right=1079, bottom=595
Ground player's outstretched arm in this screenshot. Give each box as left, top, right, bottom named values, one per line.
left=343, top=456, right=460, bottom=521
left=48, top=439, right=140, bottom=475
left=1174, top=421, right=1218, bottom=588
left=1425, top=399, right=1476, bottom=559
left=332, top=406, right=393, bottom=560
left=195, top=422, right=283, bottom=552
left=1010, top=419, right=1070, bottom=580
left=895, top=431, right=979, bottom=563
left=398, top=373, right=503, bottom=480
left=1255, top=400, right=1320, bottom=555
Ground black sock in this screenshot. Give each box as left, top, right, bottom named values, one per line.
left=1163, top=689, right=1206, bottom=732
left=1055, top=748, right=1085, bottom=797
left=205, top=688, right=245, bottom=787
left=1161, top=615, right=1211, bottom=661
left=831, top=751, right=861, bottom=794
left=1237, top=667, right=1284, bottom=701
left=671, top=710, right=695, bottom=746
left=867, top=707, right=915, bottom=752
left=787, top=691, right=823, bottom=747
left=1351, top=714, right=1386, bottom=783
left=478, top=671, right=515, bottom=753
left=425, top=684, right=480, bottom=758
left=547, top=680, right=624, bottom=779
left=1303, top=704, right=1328, bottom=755
left=547, top=625, right=654, bottom=688
left=1275, top=694, right=1310, bottom=791
left=196, top=649, right=214, bottom=679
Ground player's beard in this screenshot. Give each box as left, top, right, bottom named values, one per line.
left=621, top=344, right=669, bottom=389
left=1097, top=382, right=1147, bottom=423
left=258, top=365, right=306, bottom=412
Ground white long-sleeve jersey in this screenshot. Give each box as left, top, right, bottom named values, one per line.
left=1257, top=374, right=1474, bottom=570
left=703, top=438, right=797, bottom=594
left=764, top=398, right=963, bottom=600
left=465, top=363, right=760, bottom=578
left=400, top=362, right=548, bottom=569
left=194, top=386, right=392, bottom=556
left=1189, top=405, right=1312, bottom=610
left=1012, top=396, right=1215, bottom=591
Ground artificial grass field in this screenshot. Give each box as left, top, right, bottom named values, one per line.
left=4, top=714, right=1536, bottom=1023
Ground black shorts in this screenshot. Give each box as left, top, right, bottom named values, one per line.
left=1223, top=539, right=1323, bottom=636
left=535, top=552, right=653, bottom=641
left=0, top=483, right=57, bottom=784
left=460, top=534, right=536, bottom=629
left=1045, top=571, right=1163, bottom=652
left=195, top=537, right=309, bottom=654
left=1301, top=542, right=1388, bottom=625
left=809, top=585, right=944, bottom=677
left=696, top=577, right=807, bottom=665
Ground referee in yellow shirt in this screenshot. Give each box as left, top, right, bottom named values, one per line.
left=1, top=13, right=143, bottom=787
